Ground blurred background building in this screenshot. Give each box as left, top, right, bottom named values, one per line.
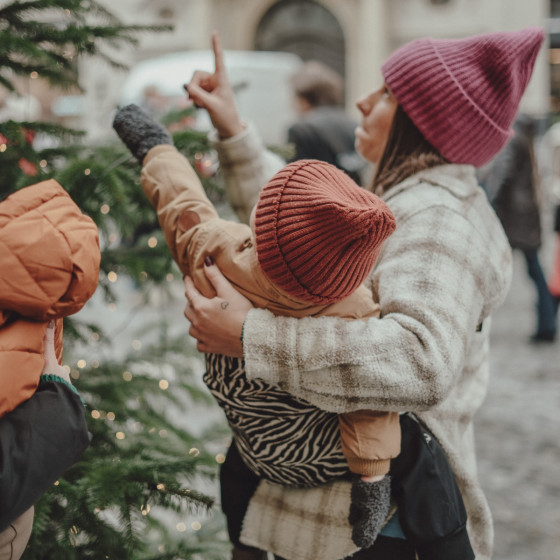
left=21, top=0, right=555, bottom=142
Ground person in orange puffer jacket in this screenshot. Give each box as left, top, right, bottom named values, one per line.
left=0, top=179, right=100, bottom=416
left=0, top=179, right=100, bottom=559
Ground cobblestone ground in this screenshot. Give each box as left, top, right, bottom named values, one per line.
left=475, top=247, right=560, bottom=560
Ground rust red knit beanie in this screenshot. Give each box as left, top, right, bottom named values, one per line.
left=255, top=160, right=396, bottom=304
left=381, top=27, right=544, bottom=166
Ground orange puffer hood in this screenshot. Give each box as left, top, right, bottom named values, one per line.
left=0, top=179, right=100, bottom=416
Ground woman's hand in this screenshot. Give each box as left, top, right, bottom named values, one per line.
left=184, top=31, right=245, bottom=139
left=42, top=321, right=71, bottom=383
left=184, top=261, right=253, bottom=357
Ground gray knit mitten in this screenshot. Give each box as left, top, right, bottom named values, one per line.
left=348, top=476, right=392, bottom=549
left=112, top=104, right=172, bottom=164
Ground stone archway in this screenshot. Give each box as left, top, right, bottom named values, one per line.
left=254, top=0, right=346, bottom=78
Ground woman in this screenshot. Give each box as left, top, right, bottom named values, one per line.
left=184, top=28, right=544, bottom=560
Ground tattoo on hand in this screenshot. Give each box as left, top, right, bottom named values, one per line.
left=221, top=301, right=229, bottom=310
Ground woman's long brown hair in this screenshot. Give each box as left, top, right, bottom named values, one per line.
left=371, top=105, right=448, bottom=195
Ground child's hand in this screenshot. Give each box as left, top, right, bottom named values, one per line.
left=42, top=321, right=71, bottom=383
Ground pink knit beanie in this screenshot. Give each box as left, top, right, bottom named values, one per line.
left=255, top=160, right=396, bottom=304
left=381, top=27, right=544, bottom=166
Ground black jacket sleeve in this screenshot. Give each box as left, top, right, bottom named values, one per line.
left=0, top=379, right=90, bottom=531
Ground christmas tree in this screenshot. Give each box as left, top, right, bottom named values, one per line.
left=1, top=2, right=230, bottom=558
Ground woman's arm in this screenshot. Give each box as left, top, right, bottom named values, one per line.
left=185, top=31, right=284, bottom=224
left=186, top=197, right=507, bottom=414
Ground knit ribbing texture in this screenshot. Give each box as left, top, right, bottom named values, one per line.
left=382, top=27, right=545, bottom=166
left=255, top=160, right=396, bottom=304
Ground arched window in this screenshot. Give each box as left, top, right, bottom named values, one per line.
left=255, top=0, right=346, bottom=78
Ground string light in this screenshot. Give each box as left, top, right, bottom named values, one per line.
left=191, top=521, right=201, bottom=531
left=101, top=204, right=110, bottom=214
left=116, top=432, right=125, bottom=440
left=84, top=168, right=91, bottom=175
left=122, top=371, right=132, bottom=382
left=215, top=454, right=226, bottom=464
left=159, top=379, right=169, bottom=390
left=77, top=359, right=86, bottom=368
left=176, top=522, right=186, bottom=532
left=30, top=71, right=38, bottom=79
left=189, top=448, right=199, bottom=457
left=148, top=236, right=157, bottom=248
left=107, top=271, right=117, bottom=282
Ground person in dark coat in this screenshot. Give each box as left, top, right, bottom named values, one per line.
left=482, top=113, right=557, bottom=342
left=287, top=61, right=366, bottom=185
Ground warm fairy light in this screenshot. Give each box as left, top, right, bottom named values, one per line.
left=40, top=160, right=47, bottom=167
left=176, top=522, right=187, bottom=532
left=116, top=432, right=125, bottom=440
left=0, top=144, right=6, bottom=152
left=159, top=379, right=169, bottom=390
left=91, top=410, right=101, bottom=419
left=54, top=480, right=60, bottom=486
left=216, top=454, right=226, bottom=464
left=166, top=273, right=174, bottom=282
left=84, top=168, right=91, bottom=175
left=91, top=360, right=99, bottom=368
left=157, top=483, right=165, bottom=490
left=101, top=204, right=110, bottom=214
left=141, top=504, right=150, bottom=516
left=77, top=359, right=86, bottom=368
left=71, top=370, right=79, bottom=379
left=92, top=332, right=99, bottom=341
left=30, top=71, right=38, bottom=79
left=159, top=429, right=168, bottom=438
left=148, top=236, right=158, bottom=248
left=107, top=412, right=115, bottom=421
left=189, top=448, right=200, bottom=457
left=63, top=364, right=71, bottom=373
left=140, top=271, right=148, bottom=280
left=107, top=271, right=117, bottom=282
left=122, top=371, right=132, bottom=381
left=191, top=521, right=201, bottom=531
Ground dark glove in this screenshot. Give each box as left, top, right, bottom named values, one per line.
left=348, top=475, right=391, bottom=549
left=112, top=104, right=172, bottom=164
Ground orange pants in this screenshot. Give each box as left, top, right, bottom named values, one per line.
left=338, top=410, right=401, bottom=477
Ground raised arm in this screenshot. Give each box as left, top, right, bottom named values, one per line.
left=185, top=31, right=284, bottom=223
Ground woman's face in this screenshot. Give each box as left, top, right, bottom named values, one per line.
left=354, top=84, right=398, bottom=164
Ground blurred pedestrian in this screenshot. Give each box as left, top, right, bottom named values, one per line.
left=548, top=202, right=560, bottom=313
left=480, top=114, right=557, bottom=343
left=287, top=60, right=366, bottom=184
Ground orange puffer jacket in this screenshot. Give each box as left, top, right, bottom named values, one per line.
left=0, top=179, right=100, bottom=416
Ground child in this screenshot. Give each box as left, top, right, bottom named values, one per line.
left=113, top=104, right=474, bottom=559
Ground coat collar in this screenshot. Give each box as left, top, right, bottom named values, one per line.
left=382, top=164, right=478, bottom=202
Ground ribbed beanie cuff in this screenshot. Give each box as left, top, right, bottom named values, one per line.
left=382, top=27, right=544, bottom=166
left=255, top=160, right=396, bottom=304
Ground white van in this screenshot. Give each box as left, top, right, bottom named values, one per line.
left=119, top=49, right=303, bottom=146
